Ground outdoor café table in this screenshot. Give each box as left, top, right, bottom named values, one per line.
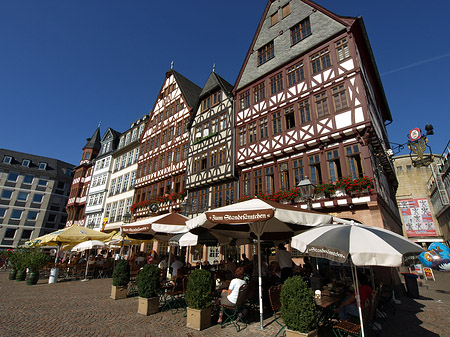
left=315, top=291, right=341, bottom=327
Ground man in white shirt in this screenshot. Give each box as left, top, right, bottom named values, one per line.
left=275, top=243, right=293, bottom=283
left=170, top=256, right=184, bottom=278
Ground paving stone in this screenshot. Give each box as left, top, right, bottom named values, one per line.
left=0, top=270, right=449, bottom=336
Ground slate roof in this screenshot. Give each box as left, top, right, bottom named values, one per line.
left=83, top=127, right=101, bottom=151
left=199, top=71, right=233, bottom=99
left=171, top=70, right=202, bottom=109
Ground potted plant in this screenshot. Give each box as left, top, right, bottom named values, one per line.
left=136, top=264, right=161, bottom=315
left=25, top=247, right=50, bottom=285
left=185, top=269, right=214, bottom=331
left=111, top=259, right=130, bottom=300
left=14, top=250, right=27, bottom=281
left=280, top=276, right=318, bottom=337
left=1, top=249, right=17, bottom=280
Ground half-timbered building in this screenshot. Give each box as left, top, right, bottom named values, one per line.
left=66, top=127, right=101, bottom=227
left=102, top=116, right=147, bottom=232
left=234, top=0, right=402, bottom=233
left=133, top=69, right=201, bottom=218
left=185, top=71, right=237, bottom=217
left=84, top=127, right=121, bottom=230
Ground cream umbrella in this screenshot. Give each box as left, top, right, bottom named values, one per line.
left=291, top=222, right=424, bottom=337
left=186, top=198, right=337, bottom=329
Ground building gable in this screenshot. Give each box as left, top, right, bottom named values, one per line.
left=235, top=0, right=353, bottom=91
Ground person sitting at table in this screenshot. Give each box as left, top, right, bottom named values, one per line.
left=334, top=273, right=372, bottom=320
left=217, top=266, right=247, bottom=324
left=135, top=252, right=145, bottom=267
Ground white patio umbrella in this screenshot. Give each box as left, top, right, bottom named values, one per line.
left=291, top=222, right=424, bottom=337
left=186, top=198, right=339, bottom=329
left=168, top=231, right=231, bottom=247
left=122, top=212, right=189, bottom=277
left=72, top=240, right=106, bottom=281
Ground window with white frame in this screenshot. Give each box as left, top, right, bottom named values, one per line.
left=22, top=159, right=30, bottom=167
left=38, top=162, right=47, bottom=170
left=17, top=191, right=29, bottom=202
left=0, top=207, right=6, bottom=218
left=11, top=209, right=23, bottom=220
left=122, top=174, right=130, bottom=192
left=1, top=189, right=13, bottom=200
left=3, top=156, right=12, bottom=164
left=7, top=172, right=19, bottom=182
left=27, top=210, right=38, bottom=220
left=127, top=150, right=134, bottom=166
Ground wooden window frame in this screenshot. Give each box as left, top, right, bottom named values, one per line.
left=311, top=47, right=332, bottom=74
left=253, top=82, right=266, bottom=103
left=284, top=105, right=295, bottom=130
left=335, top=37, right=350, bottom=62
left=282, top=3, right=290, bottom=18
left=272, top=111, right=282, bottom=135
left=290, top=17, right=311, bottom=46
left=299, top=99, right=311, bottom=124
left=271, top=12, right=279, bottom=26
left=315, top=92, right=329, bottom=118
left=258, top=40, right=275, bottom=66
left=287, top=61, right=305, bottom=87
left=259, top=117, right=268, bottom=139
left=248, top=122, right=257, bottom=144
left=331, top=84, right=349, bottom=112
left=239, top=90, right=250, bottom=110
left=270, top=72, right=283, bottom=95
left=326, top=149, right=342, bottom=182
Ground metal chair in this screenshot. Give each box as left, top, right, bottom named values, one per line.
left=220, top=284, right=248, bottom=332
left=269, top=284, right=286, bottom=337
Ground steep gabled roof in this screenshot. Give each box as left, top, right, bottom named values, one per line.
left=233, top=0, right=356, bottom=92
left=83, top=127, right=101, bottom=151
left=199, top=71, right=233, bottom=99
left=171, top=70, right=202, bottom=109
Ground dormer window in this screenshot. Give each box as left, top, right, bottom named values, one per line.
left=118, top=137, right=124, bottom=149
left=38, top=162, right=47, bottom=170
left=131, top=129, right=137, bottom=142
left=3, top=156, right=12, bottom=164
left=22, top=159, right=30, bottom=167
left=258, top=40, right=274, bottom=66
left=291, top=17, right=311, bottom=46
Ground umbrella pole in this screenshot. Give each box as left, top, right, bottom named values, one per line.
left=82, top=249, right=90, bottom=282
left=167, top=246, right=172, bottom=280
left=257, top=232, right=264, bottom=330
left=351, top=260, right=365, bottom=337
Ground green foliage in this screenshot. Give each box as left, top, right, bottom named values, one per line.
left=185, top=269, right=213, bottom=310
left=136, top=264, right=161, bottom=298
left=11, top=249, right=27, bottom=271
left=112, top=259, right=130, bottom=287
left=25, top=247, right=50, bottom=272
left=280, top=276, right=317, bottom=333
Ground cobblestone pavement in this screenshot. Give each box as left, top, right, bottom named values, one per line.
left=0, top=270, right=449, bottom=337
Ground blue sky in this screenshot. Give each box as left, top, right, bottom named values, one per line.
left=1, top=0, right=449, bottom=166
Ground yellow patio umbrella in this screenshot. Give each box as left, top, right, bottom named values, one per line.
left=26, top=225, right=112, bottom=265
left=28, top=225, right=112, bottom=246
left=105, top=231, right=148, bottom=246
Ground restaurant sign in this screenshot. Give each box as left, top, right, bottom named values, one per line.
left=307, top=246, right=348, bottom=263
left=206, top=209, right=274, bottom=224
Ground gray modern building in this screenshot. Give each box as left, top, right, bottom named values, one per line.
left=0, top=149, right=74, bottom=248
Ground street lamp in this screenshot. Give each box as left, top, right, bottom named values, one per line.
left=297, top=176, right=316, bottom=210
left=180, top=199, right=192, bottom=216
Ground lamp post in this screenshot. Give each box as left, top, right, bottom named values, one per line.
left=297, top=176, right=316, bottom=210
